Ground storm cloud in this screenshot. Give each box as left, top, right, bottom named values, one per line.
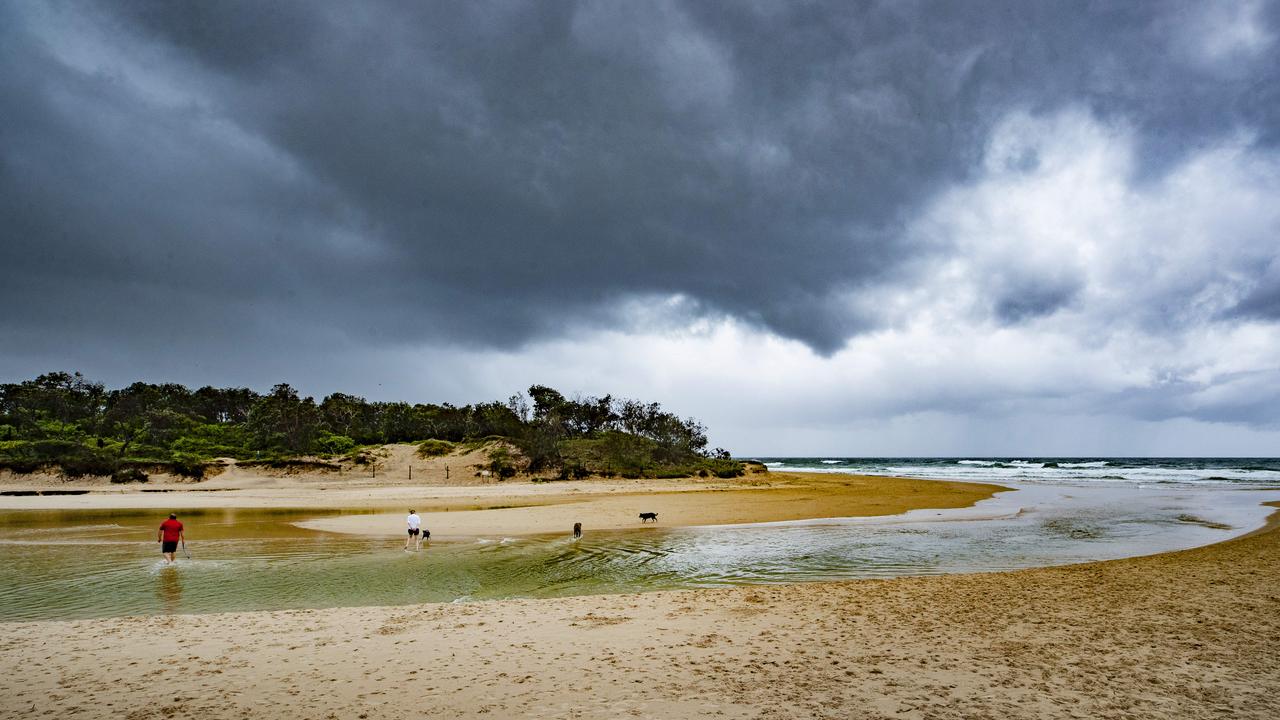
left=2, top=1, right=1279, bottom=451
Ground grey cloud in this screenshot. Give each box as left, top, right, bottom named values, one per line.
left=1233, top=284, right=1280, bottom=319
left=993, top=277, right=1080, bottom=325
left=1, top=0, right=1278, bottom=372
left=1105, top=369, right=1280, bottom=429
left=1227, top=258, right=1280, bottom=320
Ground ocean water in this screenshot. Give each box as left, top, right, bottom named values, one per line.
left=751, top=457, right=1280, bottom=487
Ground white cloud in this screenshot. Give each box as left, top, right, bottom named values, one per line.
left=357, top=107, right=1280, bottom=453
left=1179, top=0, right=1275, bottom=68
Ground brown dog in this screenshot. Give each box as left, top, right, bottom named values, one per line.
left=573, top=522, right=582, bottom=538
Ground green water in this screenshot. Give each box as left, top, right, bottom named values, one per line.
left=0, top=486, right=1271, bottom=621
left=0, top=507, right=735, bottom=620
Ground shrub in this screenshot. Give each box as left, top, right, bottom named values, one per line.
left=708, top=459, right=744, bottom=478
left=31, top=439, right=83, bottom=460
left=59, top=454, right=118, bottom=478
left=486, top=446, right=519, bottom=479
left=556, top=462, right=591, bottom=481
left=416, top=439, right=455, bottom=457
left=168, top=456, right=206, bottom=479
left=316, top=432, right=356, bottom=455
left=0, top=459, right=42, bottom=474
left=110, top=467, right=149, bottom=483
left=0, top=439, right=34, bottom=458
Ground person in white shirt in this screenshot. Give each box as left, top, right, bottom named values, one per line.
left=404, top=509, right=422, bottom=551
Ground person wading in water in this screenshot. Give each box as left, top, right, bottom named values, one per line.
left=405, top=509, right=422, bottom=551
left=158, top=513, right=184, bottom=564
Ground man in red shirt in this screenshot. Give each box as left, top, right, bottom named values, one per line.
left=158, top=513, right=184, bottom=564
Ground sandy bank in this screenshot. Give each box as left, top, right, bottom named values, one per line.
left=296, top=472, right=1004, bottom=537
left=0, top=470, right=1005, bottom=538
left=3, top=507, right=1276, bottom=719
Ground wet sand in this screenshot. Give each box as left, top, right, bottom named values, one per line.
left=1, top=481, right=1276, bottom=719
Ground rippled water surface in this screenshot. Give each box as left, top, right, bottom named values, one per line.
left=1, top=485, right=1276, bottom=621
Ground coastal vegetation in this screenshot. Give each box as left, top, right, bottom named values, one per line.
left=0, top=372, right=741, bottom=481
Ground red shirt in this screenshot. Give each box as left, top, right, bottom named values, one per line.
left=159, top=519, right=184, bottom=542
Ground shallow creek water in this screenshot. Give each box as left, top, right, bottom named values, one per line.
left=0, top=484, right=1276, bottom=621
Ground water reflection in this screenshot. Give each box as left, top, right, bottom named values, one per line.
left=157, top=566, right=182, bottom=614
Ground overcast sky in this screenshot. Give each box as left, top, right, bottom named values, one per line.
left=2, top=1, right=1279, bottom=455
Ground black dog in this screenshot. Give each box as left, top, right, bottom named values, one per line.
left=573, top=522, right=582, bottom=538
left=639, top=512, right=658, bottom=523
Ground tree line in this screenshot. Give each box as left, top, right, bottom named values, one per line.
left=0, top=372, right=737, bottom=480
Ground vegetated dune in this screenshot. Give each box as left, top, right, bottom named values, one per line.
left=200, top=442, right=509, bottom=489
left=0, top=441, right=521, bottom=490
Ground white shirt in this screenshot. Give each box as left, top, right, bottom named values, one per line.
left=407, top=514, right=421, bottom=530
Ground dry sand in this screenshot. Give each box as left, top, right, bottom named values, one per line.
left=1, top=465, right=1276, bottom=719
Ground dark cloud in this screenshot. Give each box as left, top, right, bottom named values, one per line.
left=1, top=0, right=1278, bottom=373
left=993, top=279, right=1079, bottom=325
left=1227, top=259, right=1280, bottom=320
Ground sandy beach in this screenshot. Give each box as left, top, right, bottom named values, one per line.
left=0, top=461, right=1274, bottom=712
left=1, top=468, right=1276, bottom=719
left=0, top=458, right=1274, bottom=717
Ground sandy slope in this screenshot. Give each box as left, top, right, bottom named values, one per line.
left=1, top=501, right=1276, bottom=719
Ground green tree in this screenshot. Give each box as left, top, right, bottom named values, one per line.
left=320, top=393, right=376, bottom=442
left=246, top=384, right=322, bottom=454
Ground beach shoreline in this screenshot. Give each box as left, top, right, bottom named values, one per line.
left=4, top=466, right=1278, bottom=719
left=2, top=483, right=1276, bottom=719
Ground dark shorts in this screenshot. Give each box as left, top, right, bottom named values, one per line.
left=408, top=528, right=420, bottom=536
left=162, top=540, right=178, bottom=553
